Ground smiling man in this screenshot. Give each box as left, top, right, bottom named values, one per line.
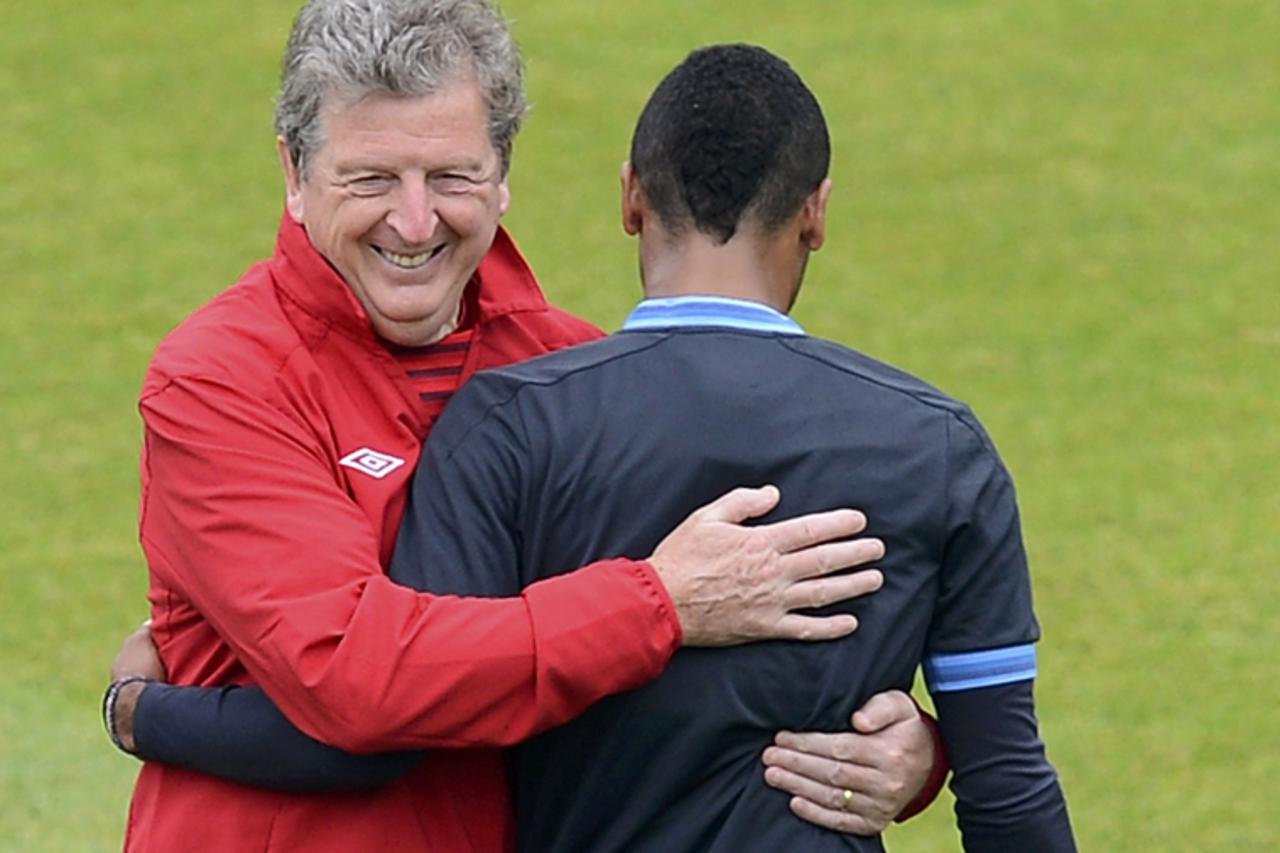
left=107, top=2, right=945, bottom=851
left=279, top=83, right=509, bottom=346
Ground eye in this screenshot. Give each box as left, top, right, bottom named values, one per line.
left=431, top=174, right=480, bottom=195
left=346, top=174, right=395, bottom=196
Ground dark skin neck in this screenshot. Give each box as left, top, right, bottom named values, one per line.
left=620, top=163, right=832, bottom=314
left=637, top=224, right=806, bottom=313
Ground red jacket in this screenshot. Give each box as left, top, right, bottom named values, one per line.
left=126, top=216, right=682, bottom=852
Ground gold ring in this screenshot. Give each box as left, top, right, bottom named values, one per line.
left=841, top=788, right=854, bottom=811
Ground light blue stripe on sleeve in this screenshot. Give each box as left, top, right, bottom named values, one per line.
left=923, top=644, right=1038, bottom=693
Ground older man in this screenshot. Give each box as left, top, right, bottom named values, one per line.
left=107, top=2, right=943, bottom=851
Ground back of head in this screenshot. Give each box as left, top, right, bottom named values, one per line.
left=276, top=0, right=525, bottom=177
left=630, top=44, right=830, bottom=245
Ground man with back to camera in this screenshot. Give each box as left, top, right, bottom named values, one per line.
left=116, top=38, right=1076, bottom=852
left=386, top=43, right=1077, bottom=851
left=104, top=2, right=948, bottom=850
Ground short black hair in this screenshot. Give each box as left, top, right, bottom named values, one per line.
left=629, top=44, right=830, bottom=244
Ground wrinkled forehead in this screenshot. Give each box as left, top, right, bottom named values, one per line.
left=308, top=79, right=501, bottom=174
left=318, top=65, right=487, bottom=121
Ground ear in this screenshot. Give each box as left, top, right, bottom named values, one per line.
left=277, top=137, right=306, bottom=224
left=497, top=178, right=511, bottom=217
left=620, top=161, right=644, bottom=236
left=800, top=177, right=833, bottom=251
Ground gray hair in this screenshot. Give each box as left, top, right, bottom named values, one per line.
left=275, top=0, right=526, bottom=178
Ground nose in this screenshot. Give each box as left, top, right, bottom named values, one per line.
left=386, top=179, right=437, bottom=245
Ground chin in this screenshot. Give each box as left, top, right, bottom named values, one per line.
left=375, top=313, right=453, bottom=347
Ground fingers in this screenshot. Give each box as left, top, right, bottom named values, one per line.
left=696, top=484, right=781, bottom=524
left=780, top=536, right=884, bottom=583
left=759, top=507, right=868, bottom=554
left=769, top=733, right=880, bottom=769
left=112, top=616, right=168, bottom=682
left=771, top=552, right=882, bottom=643
left=763, top=744, right=885, bottom=787
left=851, top=690, right=917, bottom=734
left=787, top=792, right=889, bottom=836
left=772, top=613, right=859, bottom=642
left=762, top=752, right=891, bottom=835
left=783, top=568, right=883, bottom=613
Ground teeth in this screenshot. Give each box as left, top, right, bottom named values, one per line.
left=379, top=247, right=437, bottom=269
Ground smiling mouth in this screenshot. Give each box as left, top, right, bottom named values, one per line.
left=375, top=244, right=445, bottom=270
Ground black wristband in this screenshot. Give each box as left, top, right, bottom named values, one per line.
left=103, top=676, right=155, bottom=754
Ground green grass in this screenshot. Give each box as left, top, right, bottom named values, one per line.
left=3, top=1, right=1277, bottom=849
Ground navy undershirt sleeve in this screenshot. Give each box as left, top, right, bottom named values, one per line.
left=132, top=683, right=420, bottom=791
left=931, top=681, right=1076, bottom=851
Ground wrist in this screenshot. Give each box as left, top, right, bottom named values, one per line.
left=894, top=701, right=949, bottom=822
left=103, top=676, right=154, bottom=755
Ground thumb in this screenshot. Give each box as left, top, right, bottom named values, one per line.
left=851, top=690, right=918, bottom=733
left=699, top=484, right=781, bottom=524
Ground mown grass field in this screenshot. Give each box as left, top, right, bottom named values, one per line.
left=3, top=1, right=1277, bottom=849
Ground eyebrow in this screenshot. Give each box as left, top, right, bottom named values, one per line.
left=332, top=163, right=395, bottom=179
left=332, top=159, right=492, bottom=179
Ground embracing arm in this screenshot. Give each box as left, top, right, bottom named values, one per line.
left=108, top=598, right=419, bottom=791
left=119, top=372, right=883, bottom=785
left=139, top=374, right=682, bottom=753
left=133, top=683, right=422, bottom=791
left=761, top=691, right=948, bottom=834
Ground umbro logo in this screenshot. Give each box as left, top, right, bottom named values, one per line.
left=339, top=447, right=407, bottom=480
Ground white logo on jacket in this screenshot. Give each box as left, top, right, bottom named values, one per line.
left=339, top=447, right=406, bottom=480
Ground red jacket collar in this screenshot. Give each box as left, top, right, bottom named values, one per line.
left=270, top=213, right=549, bottom=342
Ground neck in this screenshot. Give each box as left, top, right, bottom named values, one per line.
left=639, top=228, right=799, bottom=314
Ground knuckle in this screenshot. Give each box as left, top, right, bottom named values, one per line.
left=746, top=534, right=775, bottom=564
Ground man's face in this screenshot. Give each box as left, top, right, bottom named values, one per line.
left=280, top=80, right=511, bottom=347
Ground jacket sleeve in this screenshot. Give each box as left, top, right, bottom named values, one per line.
left=139, top=372, right=681, bottom=753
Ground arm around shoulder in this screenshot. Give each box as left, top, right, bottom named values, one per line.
left=141, top=374, right=678, bottom=752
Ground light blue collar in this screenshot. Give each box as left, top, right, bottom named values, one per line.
left=621, top=296, right=805, bottom=336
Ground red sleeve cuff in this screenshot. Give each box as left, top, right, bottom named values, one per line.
left=630, top=559, right=683, bottom=648
left=894, top=699, right=949, bottom=822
